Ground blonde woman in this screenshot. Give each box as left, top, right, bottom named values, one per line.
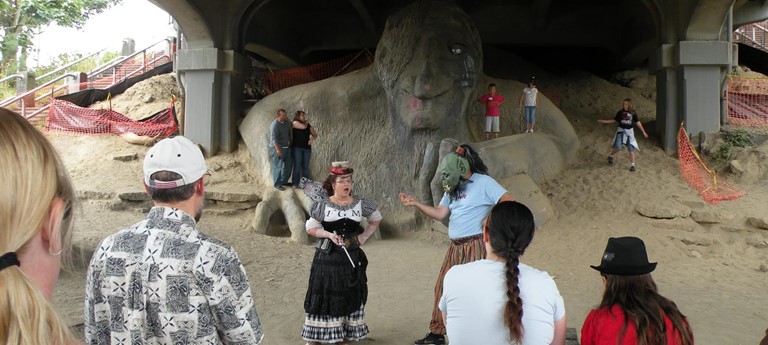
left=0, top=108, right=80, bottom=345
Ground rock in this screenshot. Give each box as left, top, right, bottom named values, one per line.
left=748, top=217, right=768, bottom=230
left=636, top=200, right=691, bottom=219
left=206, top=208, right=241, bottom=216
left=205, top=190, right=259, bottom=202
left=497, top=173, right=555, bottom=228
left=729, top=160, right=745, bottom=175
left=77, top=190, right=115, bottom=200
left=211, top=162, right=223, bottom=172
left=746, top=235, right=768, bottom=248
left=143, top=95, right=155, bottom=103
left=112, top=153, right=138, bottom=161
left=690, top=209, right=734, bottom=224
left=214, top=200, right=259, bottom=210
left=688, top=250, right=702, bottom=258
left=225, top=160, right=241, bottom=169
left=647, top=218, right=701, bottom=232
left=117, top=189, right=150, bottom=202
left=759, top=264, right=768, bottom=273
left=679, top=236, right=717, bottom=247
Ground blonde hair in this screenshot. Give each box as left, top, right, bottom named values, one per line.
left=0, top=108, right=77, bottom=344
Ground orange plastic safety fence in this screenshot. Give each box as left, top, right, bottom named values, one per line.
left=677, top=125, right=744, bottom=205
left=45, top=98, right=177, bottom=138
left=263, top=50, right=373, bottom=94
left=727, top=75, right=768, bottom=127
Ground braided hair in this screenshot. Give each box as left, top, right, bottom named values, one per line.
left=486, top=201, right=536, bottom=343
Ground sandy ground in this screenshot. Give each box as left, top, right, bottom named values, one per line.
left=47, top=69, right=768, bottom=345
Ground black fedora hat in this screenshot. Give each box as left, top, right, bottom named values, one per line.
left=590, top=237, right=657, bottom=275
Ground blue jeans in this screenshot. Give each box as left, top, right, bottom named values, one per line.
left=270, top=146, right=292, bottom=187
left=524, top=106, right=536, bottom=124
left=292, top=147, right=312, bottom=186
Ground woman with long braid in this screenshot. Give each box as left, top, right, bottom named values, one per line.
left=438, top=201, right=567, bottom=345
left=581, top=237, right=694, bottom=345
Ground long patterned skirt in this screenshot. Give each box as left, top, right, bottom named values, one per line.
left=302, top=247, right=369, bottom=342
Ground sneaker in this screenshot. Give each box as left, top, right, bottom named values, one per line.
left=629, top=165, right=636, bottom=172
left=607, top=156, right=614, bottom=165
left=414, top=332, right=445, bottom=345
left=275, top=186, right=285, bottom=191
left=530, top=129, right=534, bottom=133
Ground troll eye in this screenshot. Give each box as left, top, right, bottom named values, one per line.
left=449, top=43, right=465, bottom=55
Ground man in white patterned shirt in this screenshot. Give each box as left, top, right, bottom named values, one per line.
left=84, top=136, right=264, bottom=345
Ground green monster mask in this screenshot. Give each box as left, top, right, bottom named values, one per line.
left=438, top=153, right=470, bottom=197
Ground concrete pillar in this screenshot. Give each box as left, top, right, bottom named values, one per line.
left=15, top=71, right=35, bottom=94
left=122, top=38, right=135, bottom=56
left=66, top=72, right=88, bottom=93
left=677, top=41, right=730, bottom=146
left=651, top=41, right=730, bottom=153
left=17, top=71, right=35, bottom=108
left=176, top=48, right=246, bottom=155
left=219, top=50, right=247, bottom=153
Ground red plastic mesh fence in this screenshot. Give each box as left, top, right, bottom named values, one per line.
left=677, top=125, right=744, bottom=205
left=45, top=98, right=177, bottom=138
left=727, top=75, right=768, bottom=127
left=263, top=50, right=373, bottom=94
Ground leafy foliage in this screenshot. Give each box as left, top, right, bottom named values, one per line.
left=0, top=0, right=121, bottom=74
left=723, top=129, right=753, bottom=148
left=711, top=129, right=754, bottom=163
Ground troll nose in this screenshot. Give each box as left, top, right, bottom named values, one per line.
left=413, top=63, right=449, bottom=99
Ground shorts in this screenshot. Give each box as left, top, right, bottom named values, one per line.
left=484, top=116, right=499, bottom=132
left=612, top=132, right=639, bottom=151
left=524, top=106, right=536, bottom=124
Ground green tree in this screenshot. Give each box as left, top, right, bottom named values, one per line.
left=0, top=0, right=121, bottom=75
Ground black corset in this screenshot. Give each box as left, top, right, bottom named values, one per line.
left=322, top=218, right=362, bottom=238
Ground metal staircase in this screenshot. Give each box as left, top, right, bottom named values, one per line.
left=0, top=38, right=174, bottom=124
left=734, top=22, right=768, bottom=53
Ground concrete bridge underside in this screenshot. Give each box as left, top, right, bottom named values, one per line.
left=149, top=0, right=768, bottom=155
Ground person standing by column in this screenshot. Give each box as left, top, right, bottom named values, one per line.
left=477, top=83, right=505, bottom=140
left=518, top=77, right=538, bottom=133
left=401, top=144, right=514, bottom=345
left=270, top=108, right=292, bottom=190
left=291, top=110, right=318, bottom=188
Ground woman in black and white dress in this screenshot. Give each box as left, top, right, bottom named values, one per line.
left=300, top=161, right=382, bottom=345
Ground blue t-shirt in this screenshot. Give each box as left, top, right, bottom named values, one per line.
left=439, top=173, right=507, bottom=239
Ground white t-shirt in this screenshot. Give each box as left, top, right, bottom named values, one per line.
left=439, top=260, right=565, bottom=345
left=522, top=87, right=538, bottom=107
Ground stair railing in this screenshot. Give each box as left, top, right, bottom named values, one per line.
left=0, top=73, right=78, bottom=119
left=87, top=37, right=173, bottom=89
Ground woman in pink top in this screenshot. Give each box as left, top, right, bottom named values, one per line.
left=581, top=237, right=694, bottom=345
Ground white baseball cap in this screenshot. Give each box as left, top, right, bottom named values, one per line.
left=143, top=136, right=208, bottom=189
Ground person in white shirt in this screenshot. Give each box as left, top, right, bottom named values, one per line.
left=518, top=77, right=538, bottom=133
left=439, top=201, right=567, bottom=345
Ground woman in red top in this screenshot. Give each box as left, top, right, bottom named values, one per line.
left=581, top=237, right=694, bottom=345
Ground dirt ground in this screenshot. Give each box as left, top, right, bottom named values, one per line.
left=48, top=68, right=768, bottom=345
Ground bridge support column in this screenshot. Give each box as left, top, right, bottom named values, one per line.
left=177, top=48, right=247, bottom=155
left=651, top=41, right=730, bottom=153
